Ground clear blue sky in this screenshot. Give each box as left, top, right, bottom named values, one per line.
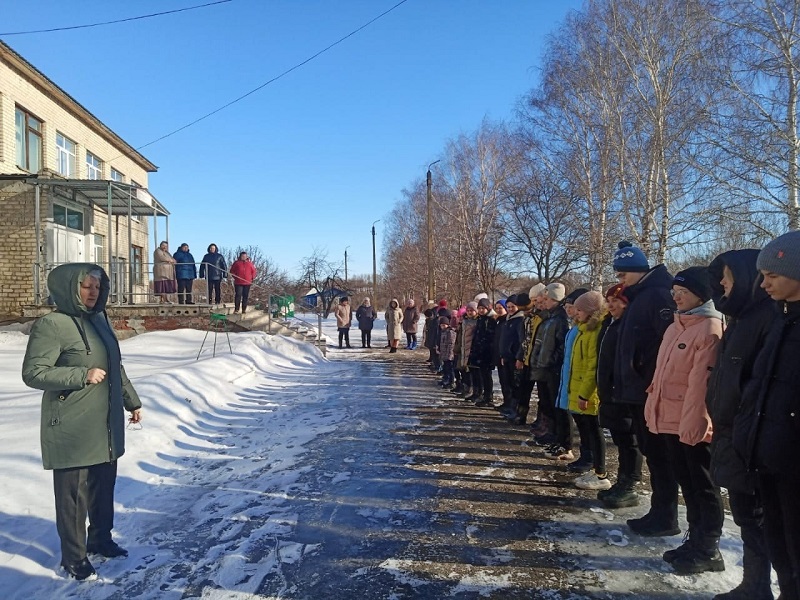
left=1, top=0, right=582, bottom=278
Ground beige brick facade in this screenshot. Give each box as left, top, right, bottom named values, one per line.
left=0, top=41, right=163, bottom=315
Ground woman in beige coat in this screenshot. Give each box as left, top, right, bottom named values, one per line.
left=153, top=241, right=177, bottom=303
left=385, top=298, right=403, bottom=353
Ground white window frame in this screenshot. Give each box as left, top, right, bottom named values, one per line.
left=56, top=132, right=77, bottom=177
left=110, top=168, right=125, bottom=182
left=86, top=151, right=103, bottom=180
left=15, top=107, right=42, bottom=172
left=53, top=202, right=85, bottom=233
left=93, top=233, right=105, bottom=264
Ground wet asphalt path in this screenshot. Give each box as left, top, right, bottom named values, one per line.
left=249, top=348, right=711, bottom=600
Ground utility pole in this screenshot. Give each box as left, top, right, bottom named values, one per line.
left=344, top=246, right=350, bottom=285
left=426, top=160, right=441, bottom=302
left=372, top=220, right=380, bottom=304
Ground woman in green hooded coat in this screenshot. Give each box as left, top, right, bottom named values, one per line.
left=22, top=263, right=142, bottom=581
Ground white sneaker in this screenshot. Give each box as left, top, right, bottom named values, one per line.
left=573, top=471, right=596, bottom=485
left=576, top=473, right=612, bottom=491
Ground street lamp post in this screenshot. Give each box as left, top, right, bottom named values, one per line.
left=426, top=160, right=441, bottom=302
left=372, top=219, right=380, bottom=303
left=344, top=246, right=350, bottom=285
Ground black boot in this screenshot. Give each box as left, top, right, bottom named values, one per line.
left=600, top=475, right=640, bottom=508
left=627, top=512, right=680, bottom=537
left=713, top=546, right=774, bottom=599
left=61, top=557, right=96, bottom=580
left=672, top=544, right=725, bottom=575
left=663, top=532, right=696, bottom=564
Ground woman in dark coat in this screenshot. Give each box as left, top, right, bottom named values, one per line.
left=22, top=263, right=142, bottom=580
left=172, top=243, right=197, bottom=304
left=707, top=250, right=776, bottom=599
left=355, top=297, right=377, bottom=348
left=199, top=243, right=228, bottom=305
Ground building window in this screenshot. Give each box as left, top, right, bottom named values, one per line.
left=130, top=179, right=141, bottom=221
left=86, top=152, right=103, bottom=180
left=53, top=203, right=84, bottom=232
left=15, top=107, right=42, bottom=172
left=131, top=245, right=143, bottom=285
left=110, top=168, right=125, bottom=182
left=93, top=234, right=105, bottom=264
left=55, top=133, right=77, bottom=177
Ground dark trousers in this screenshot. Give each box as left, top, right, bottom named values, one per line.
left=360, top=329, right=372, bottom=347
left=600, top=402, right=643, bottom=482
left=338, top=327, right=351, bottom=347
left=53, top=461, right=117, bottom=563
left=632, top=405, right=679, bottom=527
left=498, top=362, right=513, bottom=405
left=515, top=371, right=534, bottom=421
left=461, top=367, right=473, bottom=390
left=177, top=278, right=193, bottom=304
left=759, top=471, right=800, bottom=599
left=442, top=360, right=455, bottom=386
left=663, top=435, right=723, bottom=546
left=207, top=279, right=222, bottom=304
left=479, top=365, right=494, bottom=401
left=469, top=366, right=482, bottom=396
left=234, top=284, right=251, bottom=312
left=535, top=377, right=556, bottom=421
left=729, top=489, right=773, bottom=593
left=406, top=332, right=417, bottom=346
left=574, top=413, right=605, bottom=472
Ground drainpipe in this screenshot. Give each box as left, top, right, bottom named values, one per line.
left=34, top=183, right=41, bottom=304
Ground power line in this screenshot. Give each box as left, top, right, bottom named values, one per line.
left=135, top=0, right=411, bottom=151
left=0, top=0, right=234, bottom=36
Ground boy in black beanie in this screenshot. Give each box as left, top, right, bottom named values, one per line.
left=735, top=230, right=800, bottom=600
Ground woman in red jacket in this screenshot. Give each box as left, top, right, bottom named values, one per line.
left=229, top=251, right=257, bottom=314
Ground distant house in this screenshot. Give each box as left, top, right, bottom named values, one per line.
left=0, top=40, right=169, bottom=315
left=301, top=287, right=351, bottom=311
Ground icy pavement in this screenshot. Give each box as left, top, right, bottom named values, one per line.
left=0, top=328, right=778, bottom=598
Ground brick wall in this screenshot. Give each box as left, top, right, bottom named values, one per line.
left=0, top=182, right=43, bottom=314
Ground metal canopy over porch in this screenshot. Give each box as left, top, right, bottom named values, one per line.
left=0, top=175, right=170, bottom=304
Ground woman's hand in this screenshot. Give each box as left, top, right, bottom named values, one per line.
left=129, top=408, right=142, bottom=424
left=578, top=396, right=589, bottom=411
left=86, top=368, right=107, bottom=384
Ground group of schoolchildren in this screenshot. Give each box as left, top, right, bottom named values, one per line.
left=419, top=232, right=800, bottom=600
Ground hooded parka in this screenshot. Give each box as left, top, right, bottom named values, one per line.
left=385, top=300, right=403, bottom=340
left=22, top=263, right=141, bottom=471
left=566, top=315, right=604, bottom=415
left=706, top=250, right=775, bottom=492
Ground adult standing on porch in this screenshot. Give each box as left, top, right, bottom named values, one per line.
left=229, top=251, right=257, bottom=314
left=153, top=241, right=176, bottom=304
left=199, top=244, right=227, bottom=305
left=172, top=243, right=197, bottom=305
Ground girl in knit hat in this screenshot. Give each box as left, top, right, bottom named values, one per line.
left=567, top=291, right=612, bottom=491
left=645, top=267, right=724, bottom=574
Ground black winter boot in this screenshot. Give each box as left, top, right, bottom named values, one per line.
left=672, top=541, right=725, bottom=575
left=663, top=532, right=696, bottom=564
left=713, top=546, right=774, bottom=599
left=599, top=475, right=639, bottom=507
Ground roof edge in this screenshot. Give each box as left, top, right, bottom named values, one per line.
left=0, top=40, right=158, bottom=173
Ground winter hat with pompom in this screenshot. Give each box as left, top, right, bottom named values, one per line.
left=613, top=240, right=650, bottom=273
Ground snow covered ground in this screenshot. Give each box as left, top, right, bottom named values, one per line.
left=0, top=316, right=781, bottom=599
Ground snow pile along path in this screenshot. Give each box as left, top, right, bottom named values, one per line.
left=0, top=329, right=342, bottom=599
